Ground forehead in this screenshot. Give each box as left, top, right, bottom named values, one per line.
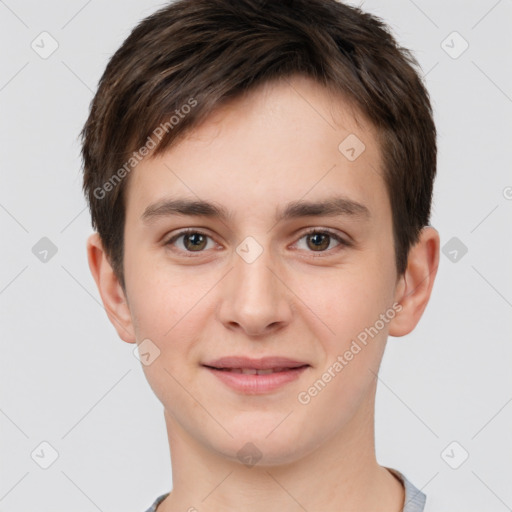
left=124, top=74, right=388, bottom=228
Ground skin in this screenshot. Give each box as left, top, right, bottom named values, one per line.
left=87, top=74, right=439, bottom=511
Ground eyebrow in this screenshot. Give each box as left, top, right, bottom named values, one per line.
left=141, top=195, right=370, bottom=225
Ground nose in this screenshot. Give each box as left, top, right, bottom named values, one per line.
left=217, top=241, right=293, bottom=337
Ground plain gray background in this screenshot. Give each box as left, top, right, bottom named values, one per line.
left=1, top=1, right=511, bottom=511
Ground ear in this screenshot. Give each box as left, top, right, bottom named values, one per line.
left=86, top=232, right=136, bottom=344
left=389, top=226, right=440, bottom=337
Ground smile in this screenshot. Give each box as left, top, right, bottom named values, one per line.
left=203, top=365, right=309, bottom=394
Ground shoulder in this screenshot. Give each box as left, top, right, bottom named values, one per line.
left=386, top=467, right=427, bottom=512
left=143, top=492, right=170, bottom=512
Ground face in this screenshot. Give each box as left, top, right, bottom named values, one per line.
left=119, top=75, right=403, bottom=464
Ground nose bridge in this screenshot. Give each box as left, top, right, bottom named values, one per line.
left=236, top=245, right=275, bottom=302
left=218, top=235, right=291, bottom=335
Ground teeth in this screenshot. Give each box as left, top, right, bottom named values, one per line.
left=255, top=368, right=274, bottom=375
left=222, top=367, right=290, bottom=374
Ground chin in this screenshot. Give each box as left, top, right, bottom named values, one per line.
left=208, top=427, right=313, bottom=468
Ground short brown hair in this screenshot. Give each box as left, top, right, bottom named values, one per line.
left=81, top=0, right=436, bottom=292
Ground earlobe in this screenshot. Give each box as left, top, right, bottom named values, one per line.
left=86, top=233, right=136, bottom=344
left=388, top=227, right=440, bottom=337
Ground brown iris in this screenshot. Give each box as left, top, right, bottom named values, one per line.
left=183, top=232, right=208, bottom=251
left=306, top=232, right=331, bottom=251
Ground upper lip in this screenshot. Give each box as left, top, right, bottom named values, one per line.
left=202, top=356, right=309, bottom=370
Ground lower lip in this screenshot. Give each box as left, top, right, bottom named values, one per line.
left=203, top=366, right=309, bottom=394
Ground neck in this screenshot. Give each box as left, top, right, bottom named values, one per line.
left=158, top=380, right=404, bottom=512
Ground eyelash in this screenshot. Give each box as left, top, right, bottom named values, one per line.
left=164, top=227, right=351, bottom=257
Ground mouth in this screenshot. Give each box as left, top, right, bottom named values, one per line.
left=201, top=356, right=310, bottom=394
left=203, top=366, right=308, bottom=375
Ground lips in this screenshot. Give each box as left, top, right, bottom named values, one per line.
left=202, top=356, right=310, bottom=394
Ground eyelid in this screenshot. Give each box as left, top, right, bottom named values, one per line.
left=164, top=226, right=351, bottom=256
left=164, top=228, right=218, bottom=255
left=294, top=227, right=351, bottom=247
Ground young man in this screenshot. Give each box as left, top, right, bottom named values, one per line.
left=81, top=1, right=439, bottom=510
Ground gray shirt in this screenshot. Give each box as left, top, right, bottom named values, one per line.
left=143, top=467, right=426, bottom=512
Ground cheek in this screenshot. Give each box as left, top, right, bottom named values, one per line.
left=124, top=249, right=193, bottom=338
left=305, top=263, right=396, bottom=403
left=298, top=300, right=391, bottom=428
left=309, top=265, right=393, bottom=337
left=126, top=264, right=211, bottom=367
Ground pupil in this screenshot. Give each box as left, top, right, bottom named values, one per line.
left=309, top=233, right=328, bottom=251
left=186, top=233, right=205, bottom=250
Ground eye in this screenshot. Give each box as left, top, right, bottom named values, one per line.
left=165, top=229, right=216, bottom=254
left=164, top=227, right=351, bottom=256
left=293, top=228, right=350, bottom=254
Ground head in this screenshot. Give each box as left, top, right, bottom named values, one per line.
left=83, top=0, right=439, bottom=465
